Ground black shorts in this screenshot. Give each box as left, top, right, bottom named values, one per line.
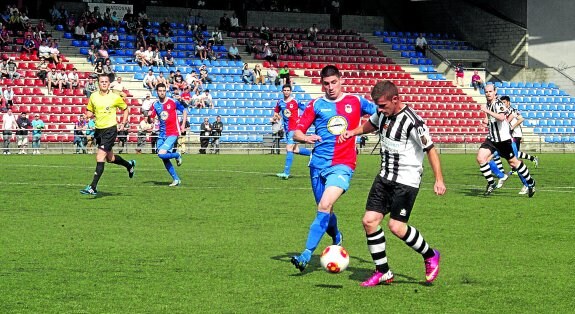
left=365, top=175, right=419, bottom=223
left=94, top=126, right=118, bottom=152
left=480, top=138, right=515, bottom=160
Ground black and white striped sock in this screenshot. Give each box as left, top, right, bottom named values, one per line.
left=516, top=161, right=535, bottom=186
left=366, top=227, right=390, bottom=273
left=402, top=225, right=434, bottom=259
left=480, top=162, right=495, bottom=185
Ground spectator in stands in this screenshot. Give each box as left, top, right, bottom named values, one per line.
left=0, top=25, right=9, bottom=48
left=174, top=69, right=183, bottom=83
left=111, top=11, right=121, bottom=27
left=117, top=122, right=129, bottom=154
left=47, top=68, right=59, bottom=94
left=211, top=27, right=223, bottom=45
left=140, top=92, right=154, bottom=116
left=278, top=36, right=289, bottom=55
left=136, top=116, right=153, bottom=154
left=160, top=17, right=172, bottom=36
left=266, top=64, right=280, bottom=86
left=471, top=70, right=485, bottom=91
left=206, top=42, right=218, bottom=61
left=68, top=67, right=80, bottom=89
left=210, top=115, right=223, bottom=154
left=164, top=49, right=175, bottom=67
left=186, top=71, right=202, bottom=93
left=38, top=40, right=52, bottom=61
left=152, top=47, right=163, bottom=66
left=49, top=41, right=61, bottom=64
left=31, top=113, right=44, bottom=154
left=6, top=58, right=20, bottom=79
left=56, top=68, right=69, bottom=91
left=286, top=39, right=296, bottom=55
left=36, top=57, right=49, bottom=84
left=2, top=108, right=17, bottom=154
left=155, top=72, right=168, bottom=87
left=143, top=69, right=157, bottom=90
left=83, top=75, right=98, bottom=98
left=89, top=28, right=102, bottom=48
left=230, top=13, right=240, bottom=33
left=260, top=22, right=272, bottom=41
left=143, top=46, right=155, bottom=66
left=295, top=40, right=305, bottom=56
left=86, top=44, right=97, bottom=65
left=279, top=65, right=291, bottom=86
left=73, top=115, right=87, bottom=154
left=109, top=30, right=119, bottom=49
left=0, top=59, right=8, bottom=78
left=102, top=59, right=113, bottom=75
left=202, top=89, right=214, bottom=108
left=145, top=32, right=157, bottom=49
left=242, top=63, right=255, bottom=84
left=307, top=24, right=318, bottom=44
left=16, top=112, right=31, bottom=154
left=219, top=13, right=230, bottom=33
left=22, top=34, right=37, bottom=54
left=263, top=43, right=277, bottom=62
left=199, top=65, right=213, bottom=84
left=100, top=30, right=110, bottom=50
left=195, top=12, right=207, bottom=31
left=111, top=76, right=128, bottom=98
left=191, top=89, right=204, bottom=108
left=254, top=64, right=265, bottom=85
left=172, top=75, right=188, bottom=93
left=134, top=46, right=148, bottom=68
left=93, top=61, right=105, bottom=75
left=455, top=63, right=464, bottom=87
left=228, top=43, right=241, bottom=60
left=199, top=117, right=212, bottom=154
left=35, top=19, right=48, bottom=41
left=415, top=33, right=427, bottom=57
left=193, top=27, right=204, bottom=44
left=195, top=41, right=207, bottom=60
left=136, top=29, right=147, bottom=50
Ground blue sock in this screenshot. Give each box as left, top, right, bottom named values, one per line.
left=162, top=159, right=179, bottom=180
left=516, top=170, right=528, bottom=187
left=304, top=211, right=330, bottom=252
left=325, top=213, right=340, bottom=241
left=298, top=147, right=311, bottom=156
left=158, top=152, right=180, bottom=160
left=283, top=151, right=294, bottom=175
left=489, top=160, right=505, bottom=179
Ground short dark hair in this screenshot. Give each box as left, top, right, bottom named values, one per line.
left=156, top=83, right=166, bottom=90
left=371, top=80, right=399, bottom=101
left=320, top=65, right=340, bottom=79
left=500, top=95, right=510, bottom=102
left=282, top=84, right=291, bottom=91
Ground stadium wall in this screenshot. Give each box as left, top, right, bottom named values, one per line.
left=245, top=11, right=331, bottom=30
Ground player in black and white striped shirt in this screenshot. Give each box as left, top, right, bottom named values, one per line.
left=476, top=85, right=536, bottom=196
left=340, top=81, right=446, bottom=286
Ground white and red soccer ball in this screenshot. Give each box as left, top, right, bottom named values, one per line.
left=320, top=245, right=349, bottom=273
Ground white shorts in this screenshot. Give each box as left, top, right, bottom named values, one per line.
left=18, top=135, right=29, bottom=146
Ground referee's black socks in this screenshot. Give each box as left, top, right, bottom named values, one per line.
left=112, top=155, right=132, bottom=169
left=90, top=162, right=105, bottom=189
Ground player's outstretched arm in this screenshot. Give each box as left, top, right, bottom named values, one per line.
left=338, top=120, right=376, bottom=143
left=118, top=107, right=129, bottom=130
left=426, top=147, right=446, bottom=196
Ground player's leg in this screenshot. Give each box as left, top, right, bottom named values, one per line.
left=157, top=136, right=181, bottom=185
left=81, top=136, right=108, bottom=195
left=277, top=131, right=296, bottom=178
left=507, top=156, right=535, bottom=197
left=293, top=143, right=311, bottom=156
left=361, top=175, right=394, bottom=287
left=477, top=143, right=497, bottom=195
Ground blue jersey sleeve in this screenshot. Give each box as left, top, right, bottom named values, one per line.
left=175, top=100, right=186, bottom=113
left=360, top=97, right=377, bottom=115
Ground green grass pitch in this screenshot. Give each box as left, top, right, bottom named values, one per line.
left=0, top=153, right=573, bottom=313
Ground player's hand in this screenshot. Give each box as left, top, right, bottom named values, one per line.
left=180, top=123, right=186, bottom=131
left=303, top=134, right=322, bottom=144
left=337, top=130, right=354, bottom=143
left=118, top=124, right=124, bottom=131
left=480, top=104, right=489, bottom=113
left=434, top=180, right=446, bottom=196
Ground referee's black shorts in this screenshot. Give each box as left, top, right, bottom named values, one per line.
left=480, top=138, right=515, bottom=160
left=365, top=175, right=420, bottom=223
left=94, top=126, right=118, bottom=152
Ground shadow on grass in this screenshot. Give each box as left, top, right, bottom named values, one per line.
left=142, top=180, right=173, bottom=186
left=79, top=191, right=119, bottom=199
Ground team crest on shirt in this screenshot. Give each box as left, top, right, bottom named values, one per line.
left=283, top=109, right=292, bottom=117
left=160, top=111, right=169, bottom=120
left=327, top=116, right=348, bottom=135
left=344, top=104, right=352, bottom=113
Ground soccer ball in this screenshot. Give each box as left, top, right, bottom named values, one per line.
left=320, top=245, right=349, bottom=273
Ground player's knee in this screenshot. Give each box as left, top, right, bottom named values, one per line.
left=317, top=200, right=333, bottom=213
left=388, top=219, right=407, bottom=237
left=362, top=215, right=379, bottom=230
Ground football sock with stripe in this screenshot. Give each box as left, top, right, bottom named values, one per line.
left=90, top=162, right=105, bottom=189
left=402, top=225, right=434, bottom=259
left=304, top=211, right=330, bottom=252
left=488, top=160, right=505, bottom=179
left=480, top=162, right=495, bottom=185
left=517, top=151, right=536, bottom=162
left=515, top=161, right=534, bottom=186
left=325, top=212, right=339, bottom=240
left=366, top=227, right=390, bottom=273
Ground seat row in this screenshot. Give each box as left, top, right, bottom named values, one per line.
left=235, top=38, right=367, bottom=49
left=544, top=135, right=575, bottom=143
left=374, top=31, right=456, bottom=39
left=511, top=97, right=575, bottom=104
left=518, top=105, right=575, bottom=112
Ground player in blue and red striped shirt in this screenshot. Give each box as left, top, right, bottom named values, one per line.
left=148, top=83, right=188, bottom=186
left=274, top=84, right=311, bottom=179
left=290, top=65, right=376, bottom=271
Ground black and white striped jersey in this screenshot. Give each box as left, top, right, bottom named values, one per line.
left=487, top=99, right=512, bottom=142
left=368, top=106, right=434, bottom=188
left=506, top=106, right=523, bottom=137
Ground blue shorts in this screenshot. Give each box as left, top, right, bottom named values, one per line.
left=157, top=136, right=178, bottom=152
left=310, top=164, right=354, bottom=204
left=285, top=130, right=296, bottom=145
